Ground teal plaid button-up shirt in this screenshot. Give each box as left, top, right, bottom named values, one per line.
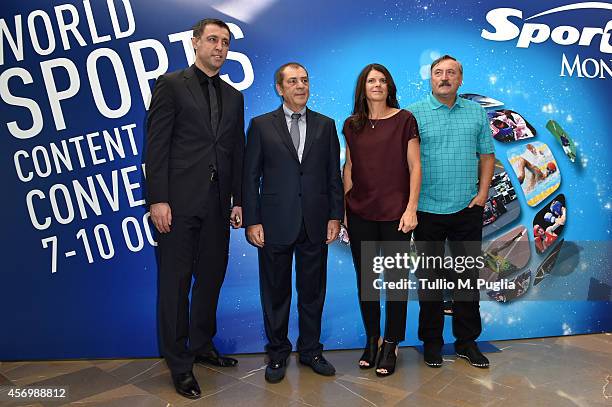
left=407, top=93, right=495, bottom=214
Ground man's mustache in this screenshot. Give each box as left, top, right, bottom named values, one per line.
left=439, top=80, right=451, bottom=87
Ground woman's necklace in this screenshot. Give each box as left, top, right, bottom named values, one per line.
left=369, top=108, right=389, bottom=129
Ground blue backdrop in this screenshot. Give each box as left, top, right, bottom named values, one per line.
left=1, top=0, right=610, bottom=360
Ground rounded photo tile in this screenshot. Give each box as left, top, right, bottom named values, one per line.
left=488, top=109, right=537, bottom=143
left=487, top=269, right=532, bottom=303
left=480, top=225, right=530, bottom=283
left=546, top=120, right=578, bottom=163
left=459, top=93, right=504, bottom=108
left=482, top=159, right=521, bottom=238
left=534, top=239, right=565, bottom=286
left=533, top=194, right=566, bottom=255
left=507, top=142, right=561, bottom=207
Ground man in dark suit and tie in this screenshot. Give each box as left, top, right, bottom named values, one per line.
left=243, top=62, right=344, bottom=383
left=145, top=19, right=244, bottom=399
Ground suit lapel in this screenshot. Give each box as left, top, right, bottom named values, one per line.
left=272, top=106, right=300, bottom=163
left=183, top=65, right=214, bottom=138
left=301, top=108, right=320, bottom=163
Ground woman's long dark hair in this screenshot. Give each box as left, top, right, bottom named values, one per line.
left=349, top=63, right=400, bottom=133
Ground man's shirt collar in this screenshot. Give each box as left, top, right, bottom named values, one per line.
left=282, top=104, right=307, bottom=118
left=428, top=92, right=464, bottom=110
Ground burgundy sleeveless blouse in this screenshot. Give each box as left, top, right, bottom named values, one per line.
left=343, top=109, right=419, bottom=221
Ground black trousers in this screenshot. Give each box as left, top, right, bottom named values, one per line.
left=347, top=210, right=412, bottom=342
left=414, top=205, right=484, bottom=351
left=258, top=220, right=328, bottom=362
left=157, top=183, right=230, bottom=374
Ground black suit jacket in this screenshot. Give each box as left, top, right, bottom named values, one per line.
left=243, top=106, right=344, bottom=245
left=145, top=65, right=244, bottom=215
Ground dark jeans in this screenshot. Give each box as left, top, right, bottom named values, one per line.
left=347, top=210, right=412, bottom=342
left=414, top=205, right=484, bottom=352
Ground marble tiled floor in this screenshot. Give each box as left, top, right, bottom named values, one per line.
left=1, top=333, right=610, bottom=406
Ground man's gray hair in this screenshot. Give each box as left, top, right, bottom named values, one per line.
left=430, top=54, right=463, bottom=74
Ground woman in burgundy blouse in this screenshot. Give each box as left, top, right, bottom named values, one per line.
left=342, top=64, right=421, bottom=376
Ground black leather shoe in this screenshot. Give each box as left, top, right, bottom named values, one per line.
left=195, top=348, right=238, bottom=367
left=172, top=371, right=201, bottom=399
left=456, top=344, right=490, bottom=368
left=299, top=354, right=336, bottom=376
left=424, top=348, right=443, bottom=368
left=265, top=358, right=287, bottom=383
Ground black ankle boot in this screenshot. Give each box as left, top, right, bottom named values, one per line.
left=376, top=340, right=398, bottom=377
left=359, top=336, right=379, bottom=369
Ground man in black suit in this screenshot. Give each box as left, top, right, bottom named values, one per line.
left=145, top=19, right=244, bottom=399
left=243, top=62, right=344, bottom=383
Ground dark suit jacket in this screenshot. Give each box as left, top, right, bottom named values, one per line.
left=145, top=65, right=244, bottom=215
left=243, top=106, right=344, bottom=245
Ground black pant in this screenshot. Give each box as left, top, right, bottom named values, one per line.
left=157, top=183, right=230, bottom=374
left=347, top=210, right=412, bottom=342
left=414, top=205, right=484, bottom=351
left=258, top=220, right=328, bottom=362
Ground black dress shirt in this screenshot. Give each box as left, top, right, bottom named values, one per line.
left=194, top=65, right=223, bottom=123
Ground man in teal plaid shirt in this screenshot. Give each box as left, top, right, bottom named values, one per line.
left=407, top=55, right=495, bottom=369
